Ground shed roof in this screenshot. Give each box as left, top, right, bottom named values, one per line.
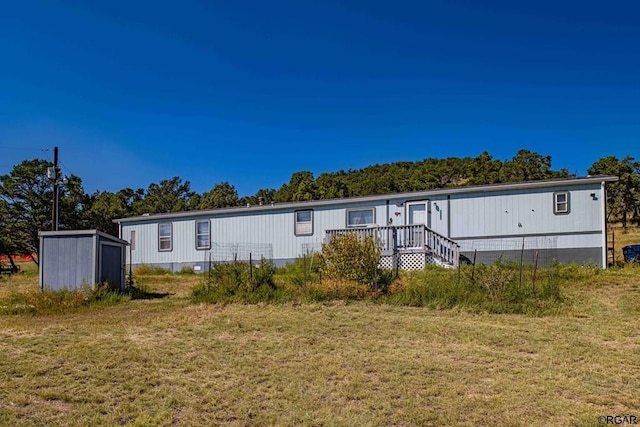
left=39, top=229, right=129, bottom=246
left=114, top=175, right=618, bottom=224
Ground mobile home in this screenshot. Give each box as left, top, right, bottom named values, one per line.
left=114, top=176, right=616, bottom=271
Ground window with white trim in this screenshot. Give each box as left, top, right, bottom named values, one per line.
left=554, top=191, right=570, bottom=215
left=196, top=220, right=211, bottom=250
left=294, top=210, right=313, bottom=236
left=347, top=208, right=375, bottom=227
left=158, top=223, right=172, bottom=251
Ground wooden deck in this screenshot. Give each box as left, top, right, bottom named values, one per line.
left=325, top=224, right=460, bottom=268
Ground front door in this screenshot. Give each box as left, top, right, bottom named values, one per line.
left=408, top=203, right=426, bottom=225
left=406, top=202, right=429, bottom=247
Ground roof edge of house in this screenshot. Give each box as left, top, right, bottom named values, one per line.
left=113, top=175, right=618, bottom=224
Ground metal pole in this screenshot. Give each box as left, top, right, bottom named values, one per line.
left=612, top=229, right=616, bottom=266
left=532, top=250, right=539, bottom=296
left=303, top=253, right=307, bottom=285
left=471, top=250, right=477, bottom=285
left=519, top=236, right=525, bottom=287
left=207, top=252, right=212, bottom=289
left=129, top=243, right=133, bottom=289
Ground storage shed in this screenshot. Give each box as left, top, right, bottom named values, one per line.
left=39, top=230, right=127, bottom=291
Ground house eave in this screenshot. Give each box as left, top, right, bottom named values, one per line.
left=113, top=175, right=618, bottom=224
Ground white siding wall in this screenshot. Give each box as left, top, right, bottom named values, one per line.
left=123, top=200, right=397, bottom=265
left=121, top=182, right=606, bottom=265
left=429, top=196, right=449, bottom=237
left=450, top=184, right=602, bottom=239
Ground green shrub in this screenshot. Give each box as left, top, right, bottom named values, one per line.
left=318, top=233, right=393, bottom=290
left=252, top=258, right=276, bottom=289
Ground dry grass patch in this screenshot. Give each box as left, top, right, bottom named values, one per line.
left=1, top=269, right=640, bottom=426
left=0, top=262, right=39, bottom=300
left=2, top=239, right=640, bottom=426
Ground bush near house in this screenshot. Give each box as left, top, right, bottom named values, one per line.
left=317, top=233, right=394, bottom=292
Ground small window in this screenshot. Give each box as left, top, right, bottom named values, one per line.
left=554, top=191, right=570, bottom=215
left=130, top=230, right=136, bottom=251
left=196, top=220, right=211, bottom=250
left=295, top=210, right=313, bottom=236
left=158, top=223, right=172, bottom=251
left=347, top=208, right=375, bottom=227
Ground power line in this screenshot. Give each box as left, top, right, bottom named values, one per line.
left=0, top=146, right=50, bottom=152
left=58, top=159, right=74, bottom=177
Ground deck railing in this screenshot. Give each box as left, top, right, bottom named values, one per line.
left=325, top=225, right=460, bottom=267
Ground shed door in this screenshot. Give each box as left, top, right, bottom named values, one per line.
left=100, top=244, right=123, bottom=290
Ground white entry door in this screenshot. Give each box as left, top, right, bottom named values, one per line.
left=406, top=202, right=429, bottom=247
left=408, top=204, right=426, bottom=225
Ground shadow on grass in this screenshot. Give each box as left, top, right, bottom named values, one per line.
left=128, top=286, right=171, bottom=300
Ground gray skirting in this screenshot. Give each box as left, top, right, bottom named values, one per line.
left=459, top=247, right=603, bottom=268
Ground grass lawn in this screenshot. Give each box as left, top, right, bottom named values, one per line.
left=1, top=263, right=639, bottom=426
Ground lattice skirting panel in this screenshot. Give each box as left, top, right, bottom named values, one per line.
left=379, top=256, right=396, bottom=270
left=380, top=252, right=453, bottom=270
left=381, top=253, right=441, bottom=271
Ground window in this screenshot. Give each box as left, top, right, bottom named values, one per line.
left=196, top=220, right=211, bottom=250
left=554, top=191, right=570, bottom=215
left=347, top=208, right=375, bottom=227
left=130, top=230, right=136, bottom=251
left=158, top=223, right=172, bottom=251
left=295, top=210, right=313, bottom=236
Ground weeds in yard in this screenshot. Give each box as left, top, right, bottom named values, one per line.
left=134, top=264, right=172, bottom=276
left=0, top=283, right=130, bottom=315
left=192, top=258, right=565, bottom=314
left=382, top=263, right=564, bottom=315
left=191, top=258, right=286, bottom=304
left=274, top=254, right=321, bottom=287
left=176, top=266, right=196, bottom=275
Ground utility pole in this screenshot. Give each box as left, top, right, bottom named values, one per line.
left=51, top=146, right=59, bottom=231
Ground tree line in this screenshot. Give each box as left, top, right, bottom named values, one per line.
left=1, top=149, right=639, bottom=263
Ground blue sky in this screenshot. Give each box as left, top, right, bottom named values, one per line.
left=1, top=0, right=638, bottom=196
